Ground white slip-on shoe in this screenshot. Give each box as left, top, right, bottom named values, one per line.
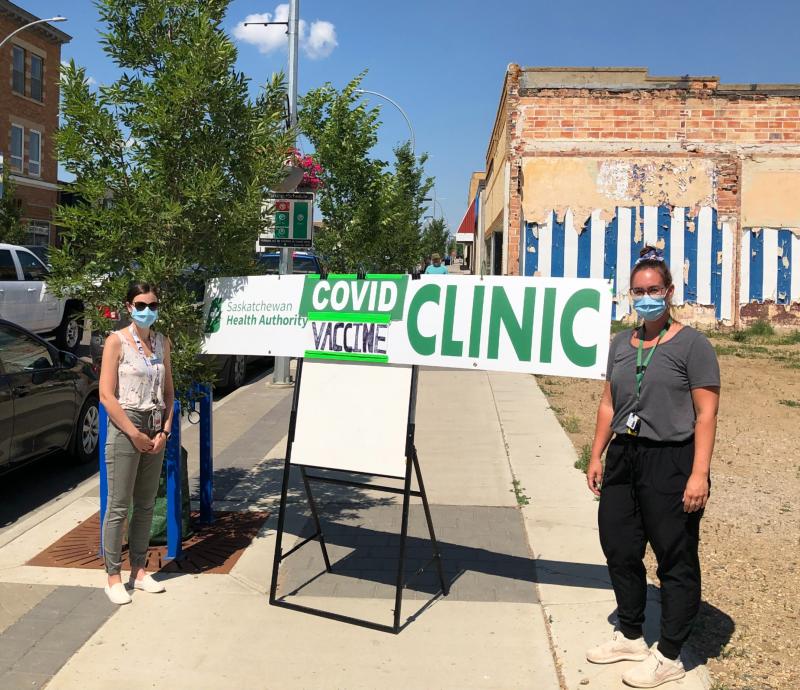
left=622, top=647, right=686, bottom=688
left=129, top=573, right=166, bottom=593
left=104, top=582, right=132, bottom=605
left=586, top=629, right=650, bottom=664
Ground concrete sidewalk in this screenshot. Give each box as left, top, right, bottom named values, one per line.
left=0, top=368, right=710, bottom=690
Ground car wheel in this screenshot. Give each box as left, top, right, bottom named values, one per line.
left=72, top=396, right=100, bottom=464
left=56, top=312, right=84, bottom=353
left=228, top=355, right=248, bottom=390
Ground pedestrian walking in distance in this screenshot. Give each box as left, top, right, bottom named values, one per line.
left=425, top=253, right=448, bottom=275
left=584, top=245, right=721, bottom=688
left=99, top=282, right=175, bottom=605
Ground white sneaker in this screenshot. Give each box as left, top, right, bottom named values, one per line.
left=586, top=630, right=650, bottom=664
left=622, top=648, right=686, bottom=688
left=128, top=573, right=166, bottom=593
left=104, top=582, right=132, bottom=605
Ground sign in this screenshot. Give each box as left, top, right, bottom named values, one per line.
left=202, top=274, right=613, bottom=379
left=290, top=360, right=412, bottom=478
left=259, top=192, right=314, bottom=248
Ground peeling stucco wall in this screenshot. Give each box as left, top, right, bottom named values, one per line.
left=521, top=157, right=717, bottom=226
left=741, top=158, right=800, bottom=230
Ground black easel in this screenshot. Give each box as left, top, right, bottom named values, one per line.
left=268, top=359, right=449, bottom=634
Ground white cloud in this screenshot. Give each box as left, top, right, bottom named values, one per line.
left=233, top=8, right=290, bottom=55
left=304, top=20, right=337, bottom=59
left=233, top=5, right=337, bottom=60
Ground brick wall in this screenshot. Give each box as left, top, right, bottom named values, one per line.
left=516, top=90, right=800, bottom=144
left=0, top=13, right=65, bottom=239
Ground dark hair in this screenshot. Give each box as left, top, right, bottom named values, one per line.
left=126, top=281, right=159, bottom=304
left=630, top=245, right=673, bottom=288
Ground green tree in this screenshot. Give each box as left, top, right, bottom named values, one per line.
left=298, top=73, right=383, bottom=272
left=0, top=170, right=26, bottom=245
left=51, top=0, right=291, bottom=392
left=375, top=142, right=433, bottom=272
left=299, top=73, right=432, bottom=273
left=419, top=217, right=449, bottom=264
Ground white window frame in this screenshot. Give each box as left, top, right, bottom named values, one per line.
left=11, top=45, right=25, bottom=95
left=28, top=130, right=41, bottom=177
left=29, top=53, right=44, bottom=102
left=26, top=221, right=51, bottom=247
left=10, top=124, right=24, bottom=171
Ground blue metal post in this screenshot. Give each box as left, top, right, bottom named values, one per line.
left=98, top=403, right=108, bottom=557
left=199, top=383, right=214, bottom=524
left=165, top=398, right=182, bottom=560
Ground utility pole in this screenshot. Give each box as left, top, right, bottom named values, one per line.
left=244, top=0, right=299, bottom=384
left=274, top=0, right=299, bottom=384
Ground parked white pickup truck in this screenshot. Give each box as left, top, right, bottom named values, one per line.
left=0, top=243, right=83, bottom=352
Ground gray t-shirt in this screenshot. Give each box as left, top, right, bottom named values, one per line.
left=606, top=326, right=720, bottom=442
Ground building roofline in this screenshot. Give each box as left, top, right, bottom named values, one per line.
left=0, top=0, right=72, bottom=44
left=517, top=66, right=800, bottom=97
left=485, top=66, right=515, bottom=168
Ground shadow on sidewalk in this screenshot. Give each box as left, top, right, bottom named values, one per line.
left=199, top=463, right=398, bottom=521
left=277, top=509, right=615, bottom=604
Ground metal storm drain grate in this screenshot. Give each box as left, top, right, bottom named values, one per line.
left=28, top=511, right=270, bottom=575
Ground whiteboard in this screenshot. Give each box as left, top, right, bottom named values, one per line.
left=290, top=360, right=413, bottom=478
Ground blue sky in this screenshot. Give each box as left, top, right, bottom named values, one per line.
left=20, top=0, right=800, bottom=232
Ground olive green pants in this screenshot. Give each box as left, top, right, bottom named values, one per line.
left=101, top=409, right=165, bottom=575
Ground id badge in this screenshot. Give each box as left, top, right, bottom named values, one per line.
left=151, top=408, right=163, bottom=431
left=626, top=412, right=641, bottom=436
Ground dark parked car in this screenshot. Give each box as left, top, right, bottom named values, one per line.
left=90, top=267, right=266, bottom=391
left=256, top=250, right=322, bottom=275
left=0, top=319, right=100, bottom=473
left=90, top=313, right=253, bottom=391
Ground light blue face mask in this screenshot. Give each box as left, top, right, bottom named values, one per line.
left=633, top=295, right=667, bottom=321
left=131, top=307, right=158, bottom=328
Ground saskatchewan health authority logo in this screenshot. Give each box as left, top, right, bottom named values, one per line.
left=205, top=297, right=223, bottom=334
left=298, top=274, right=409, bottom=363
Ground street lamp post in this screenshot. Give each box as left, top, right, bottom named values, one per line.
left=245, top=1, right=299, bottom=385
left=354, top=89, right=415, bottom=155
left=0, top=16, right=67, bottom=50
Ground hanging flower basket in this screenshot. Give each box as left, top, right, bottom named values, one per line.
left=289, top=148, right=324, bottom=191
left=273, top=163, right=305, bottom=192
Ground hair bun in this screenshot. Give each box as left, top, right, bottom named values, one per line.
left=636, top=246, right=665, bottom=264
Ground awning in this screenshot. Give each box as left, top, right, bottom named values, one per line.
left=456, top=196, right=477, bottom=242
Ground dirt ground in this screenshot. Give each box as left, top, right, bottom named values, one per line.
left=537, top=326, right=800, bottom=690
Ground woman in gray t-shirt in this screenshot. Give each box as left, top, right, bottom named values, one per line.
left=583, top=246, right=720, bottom=689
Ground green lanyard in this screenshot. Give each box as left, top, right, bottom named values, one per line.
left=635, top=320, right=671, bottom=406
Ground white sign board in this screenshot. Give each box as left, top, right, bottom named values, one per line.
left=203, top=274, right=613, bottom=379
left=290, top=360, right=412, bottom=478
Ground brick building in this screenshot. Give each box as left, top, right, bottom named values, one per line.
left=1, top=0, right=70, bottom=246
left=463, top=66, right=800, bottom=327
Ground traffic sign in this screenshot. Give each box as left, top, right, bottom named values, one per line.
left=260, top=192, right=314, bottom=248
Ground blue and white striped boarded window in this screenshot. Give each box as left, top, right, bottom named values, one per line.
left=740, top=228, right=800, bottom=306
left=524, top=206, right=737, bottom=321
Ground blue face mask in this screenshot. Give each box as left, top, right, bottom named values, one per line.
left=131, top=308, right=158, bottom=328
left=633, top=295, right=667, bottom=321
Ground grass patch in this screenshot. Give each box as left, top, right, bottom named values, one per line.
left=510, top=479, right=530, bottom=506
left=574, top=444, right=591, bottom=474
left=779, top=329, right=800, bottom=344
left=744, top=319, right=775, bottom=337
left=610, top=320, right=631, bottom=335
left=563, top=415, right=581, bottom=434
left=779, top=399, right=800, bottom=408
left=731, top=330, right=748, bottom=342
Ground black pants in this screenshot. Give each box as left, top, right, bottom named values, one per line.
left=598, top=435, right=705, bottom=660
